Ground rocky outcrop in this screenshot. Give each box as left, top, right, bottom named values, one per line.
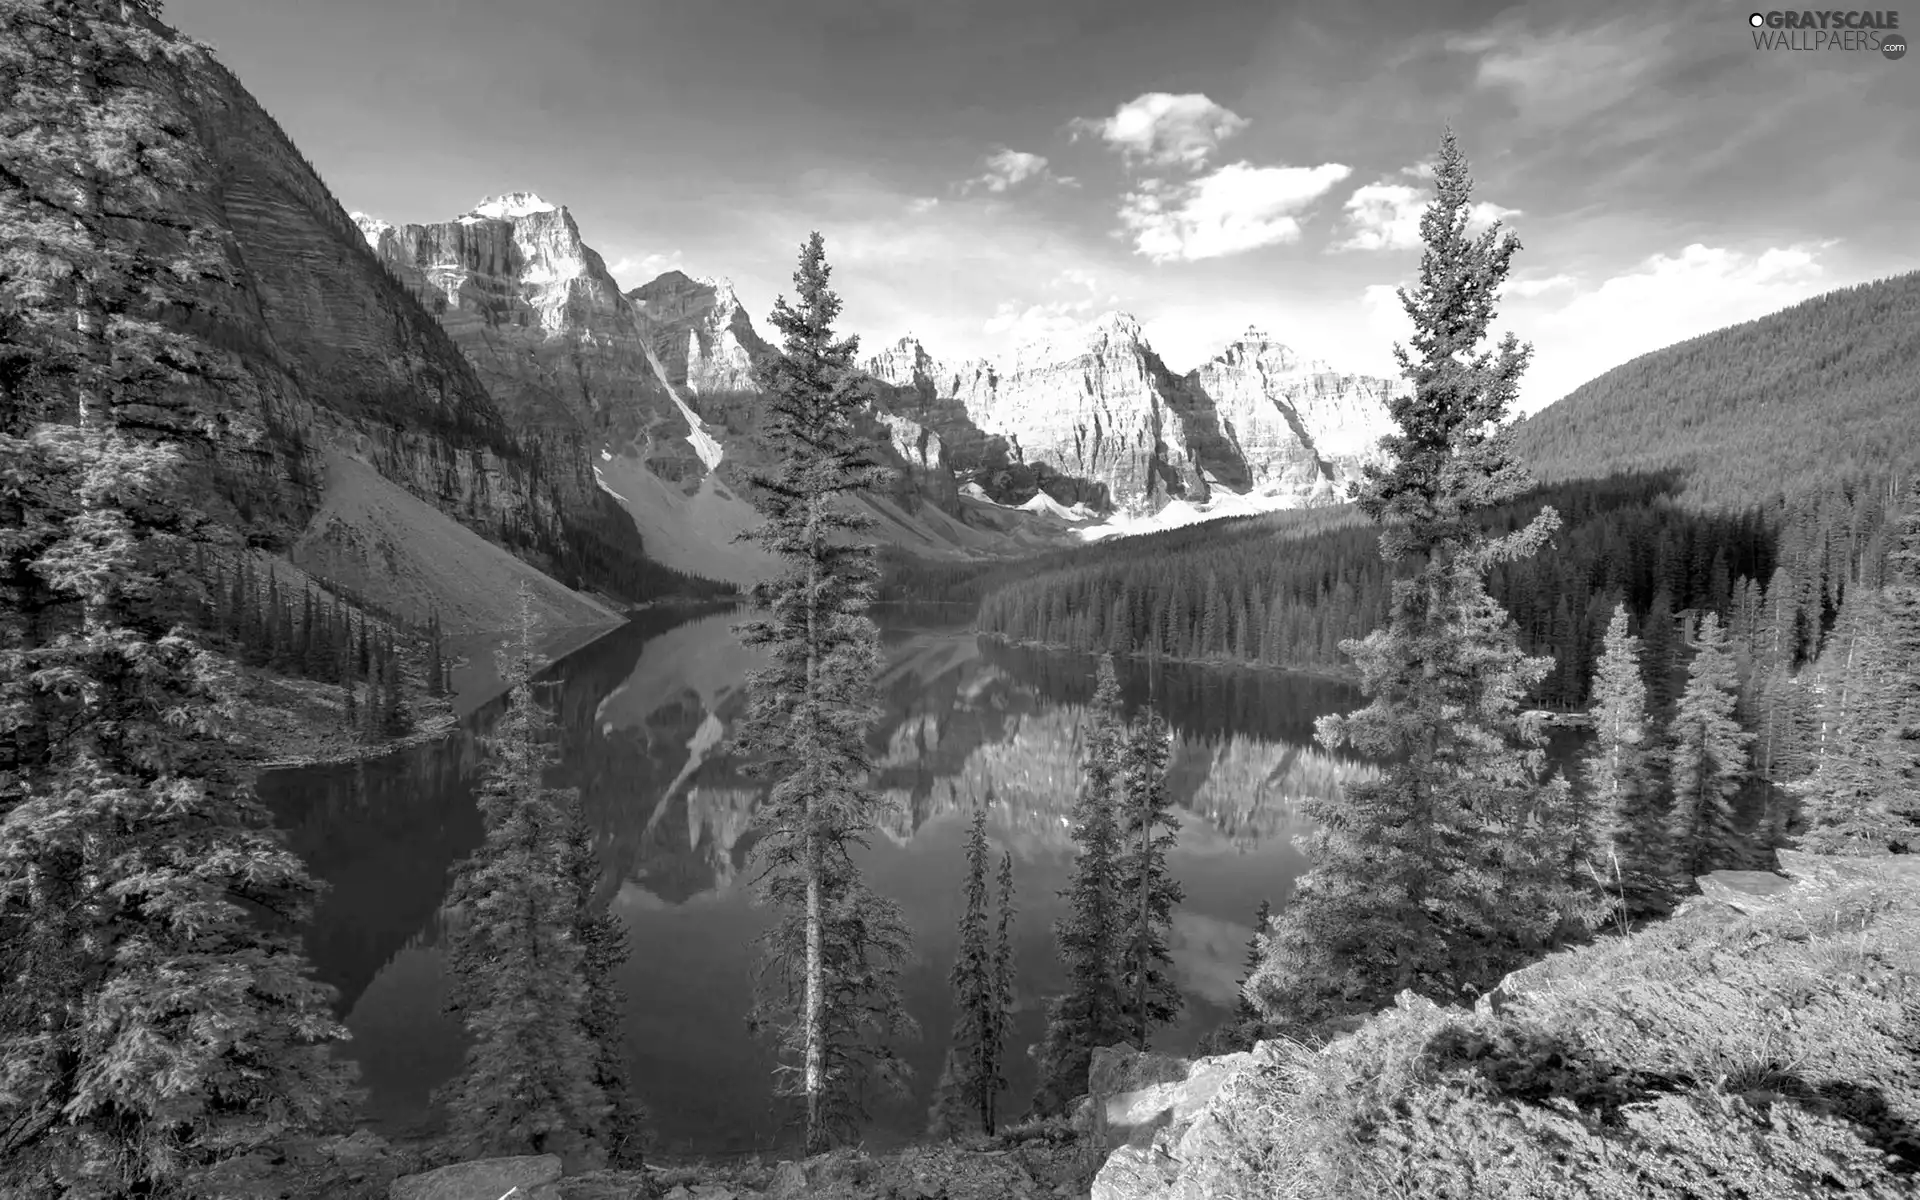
left=1082, top=847, right=1920, bottom=1200
left=924, top=314, right=1246, bottom=513
left=388, top=1155, right=564, bottom=1200
left=352, top=196, right=708, bottom=485
left=1187, top=329, right=1401, bottom=507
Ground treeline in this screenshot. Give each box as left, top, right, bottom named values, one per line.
left=189, top=548, right=448, bottom=741
left=975, top=469, right=1910, bottom=708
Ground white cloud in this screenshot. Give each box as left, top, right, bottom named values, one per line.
left=906, top=196, right=940, bottom=214
left=1332, top=179, right=1520, bottom=253
left=982, top=298, right=1095, bottom=343
left=606, top=250, right=684, bottom=285
left=1119, top=161, right=1352, bottom=263
left=1506, top=273, right=1575, bottom=297
left=966, top=147, right=1063, bottom=194
left=1445, top=15, right=1676, bottom=129
left=1070, top=92, right=1251, bottom=171
left=1521, top=241, right=1832, bottom=410
left=1358, top=242, right=1836, bottom=415
left=1052, top=266, right=1100, bottom=293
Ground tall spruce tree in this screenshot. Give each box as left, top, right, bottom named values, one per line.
left=436, top=587, right=611, bottom=1166
left=928, top=803, right=1010, bottom=1139
left=1791, top=590, right=1902, bottom=854
left=561, top=799, right=650, bottom=1167
left=732, top=233, right=915, bottom=1153
left=1, top=3, right=357, bottom=1192
left=1251, top=129, right=1601, bottom=1029
left=1582, top=604, right=1672, bottom=915
left=1032, top=654, right=1128, bottom=1115
left=1877, top=478, right=1920, bottom=849
left=1666, top=612, right=1754, bottom=880
left=989, top=847, right=1016, bottom=1124
left=1113, top=708, right=1183, bottom=1051
left=1793, top=482, right=1920, bottom=855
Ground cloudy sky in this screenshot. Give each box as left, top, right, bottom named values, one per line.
left=169, top=0, right=1916, bottom=413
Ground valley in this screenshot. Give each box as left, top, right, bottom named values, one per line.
left=3, top=4, right=1916, bottom=1200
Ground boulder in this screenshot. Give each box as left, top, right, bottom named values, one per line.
left=1086, top=1043, right=1257, bottom=1155
left=764, top=1160, right=808, bottom=1200
left=388, top=1155, right=564, bottom=1200
left=1776, top=847, right=1920, bottom=889
left=1695, top=869, right=1794, bottom=912
left=1089, top=1145, right=1179, bottom=1200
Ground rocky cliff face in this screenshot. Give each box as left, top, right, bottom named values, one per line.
left=863, top=318, right=1403, bottom=518
left=93, top=33, right=662, bottom=619
left=1188, top=329, right=1403, bottom=507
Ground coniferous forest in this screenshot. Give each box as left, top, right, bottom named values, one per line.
left=3, top=4, right=1918, bottom=1199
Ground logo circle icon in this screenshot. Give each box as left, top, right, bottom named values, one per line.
left=1885, top=32, right=1909, bottom=59
left=1749, top=12, right=1765, bottom=26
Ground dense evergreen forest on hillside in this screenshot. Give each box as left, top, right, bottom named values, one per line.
left=977, top=467, right=1909, bottom=702
left=1507, top=271, right=1920, bottom=506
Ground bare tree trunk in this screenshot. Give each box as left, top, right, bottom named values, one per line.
left=1134, top=785, right=1151, bottom=1051
left=802, top=513, right=825, bottom=1153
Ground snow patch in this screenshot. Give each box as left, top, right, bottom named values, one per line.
left=1018, top=491, right=1096, bottom=521
left=349, top=212, right=392, bottom=250
left=1076, top=487, right=1309, bottom=543
left=636, top=340, right=725, bottom=470
left=600, top=449, right=612, bottom=461
left=592, top=466, right=629, bottom=504
left=469, top=191, right=556, bottom=219
left=960, top=482, right=1095, bottom=522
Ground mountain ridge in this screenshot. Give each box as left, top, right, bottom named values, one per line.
left=350, top=191, right=1407, bottom=556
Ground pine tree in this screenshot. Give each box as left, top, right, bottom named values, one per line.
left=732, top=233, right=915, bottom=1153
left=1582, top=604, right=1672, bottom=914
left=1032, top=654, right=1128, bottom=1115
left=561, top=798, right=650, bottom=1167
left=1641, top=586, right=1680, bottom=714
left=1667, top=612, right=1754, bottom=880
left=378, top=640, right=411, bottom=737
left=427, top=611, right=447, bottom=699
left=928, top=804, right=1007, bottom=1139
left=436, top=586, right=611, bottom=1166
left=1113, top=708, right=1183, bottom=1051
left=1875, top=478, right=1920, bottom=849
left=989, top=847, right=1016, bottom=1125
left=1793, top=483, right=1920, bottom=855
left=1, top=4, right=357, bottom=1192
left=1252, top=130, right=1602, bottom=1030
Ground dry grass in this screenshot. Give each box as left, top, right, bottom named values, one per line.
left=1202, top=873, right=1920, bottom=1199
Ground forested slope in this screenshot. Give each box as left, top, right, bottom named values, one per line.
left=1508, top=271, right=1920, bottom=506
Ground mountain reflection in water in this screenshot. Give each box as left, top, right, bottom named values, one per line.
left=259, top=604, right=1371, bottom=1156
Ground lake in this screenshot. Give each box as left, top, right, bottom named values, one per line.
left=257, top=603, right=1374, bottom=1158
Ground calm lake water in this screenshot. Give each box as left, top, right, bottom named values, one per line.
left=258, top=603, right=1373, bottom=1157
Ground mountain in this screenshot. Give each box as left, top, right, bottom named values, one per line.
left=353, top=190, right=1406, bottom=570
left=864, top=317, right=1404, bottom=524
left=1511, top=271, right=1920, bottom=506
left=353, top=196, right=1114, bottom=582
left=20, top=22, right=692, bottom=635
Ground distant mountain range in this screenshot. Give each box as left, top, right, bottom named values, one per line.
left=348, top=190, right=1408, bottom=586
left=49, top=16, right=1413, bottom=623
